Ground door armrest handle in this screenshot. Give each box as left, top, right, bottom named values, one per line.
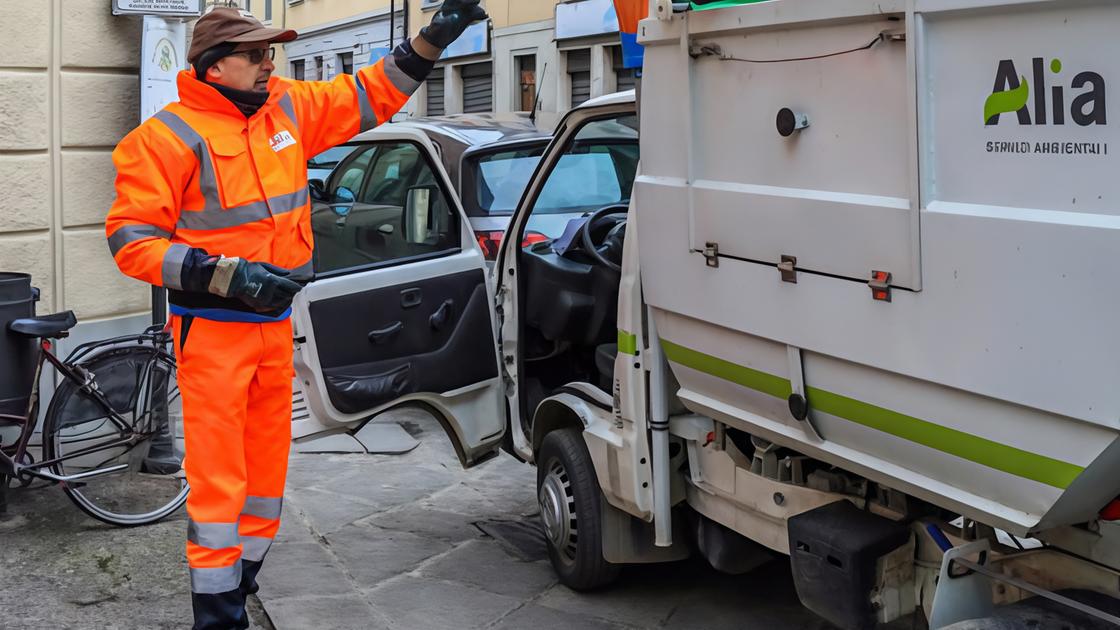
left=429, top=299, right=454, bottom=331
left=368, top=321, right=403, bottom=344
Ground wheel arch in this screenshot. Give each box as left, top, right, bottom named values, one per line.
left=531, top=398, right=587, bottom=457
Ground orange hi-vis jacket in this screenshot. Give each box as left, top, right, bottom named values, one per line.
left=106, top=53, right=422, bottom=319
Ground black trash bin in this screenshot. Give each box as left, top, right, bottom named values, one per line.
left=0, top=273, right=38, bottom=419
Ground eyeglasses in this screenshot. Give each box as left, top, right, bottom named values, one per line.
left=231, top=47, right=275, bottom=64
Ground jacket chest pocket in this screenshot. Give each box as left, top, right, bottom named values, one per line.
left=206, top=134, right=257, bottom=209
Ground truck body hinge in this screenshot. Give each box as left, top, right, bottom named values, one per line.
left=703, top=242, right=719, bottom=268
left=778, top=255, right=797, bottom=283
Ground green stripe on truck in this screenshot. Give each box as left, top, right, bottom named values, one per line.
left=617, top=329, right=639, bottom=356
left=660, top=339, right=1083, bottom=489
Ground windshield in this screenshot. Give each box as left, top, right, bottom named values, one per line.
left=532, top=146, right=637, bottom=214
left=519, top=114, right=639, bottom=239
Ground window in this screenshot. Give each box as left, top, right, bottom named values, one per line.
left=314, top=56, right=324, bottom=80
left=291, top=59, right=305, bottom=81
left=460, top=61, right=493, bottom=113
left=426, top=67, right=445, bottom=115
left=264, top=0, right=271, bottom=21
left=526, top=114, right=640, bottom=238
left=461, top=142, right=549, bottom=217
left=567, top=49, right=591, bottom=106
left=339, top=52, right=354, bottom=75
left=311, top=142, right=459, bottom=274
left=612, top=46, right=637, bottom=93
left=516, top=54, right=536, bottom=112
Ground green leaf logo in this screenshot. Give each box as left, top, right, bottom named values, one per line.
left=984, top=75, right=1030, bottom=124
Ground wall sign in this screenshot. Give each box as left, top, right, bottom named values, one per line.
left=113, top=0, right=202, bottom=17
left=555, top=0, right=619, bottom=40
left=441, top=20, right=490, bottom=60
left=140, top=15, right=187, bottom=121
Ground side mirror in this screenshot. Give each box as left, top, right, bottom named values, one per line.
left=335, top=186, right=356, bottom=203
left=308, top=179, right=326, bottom=201
left=403, top=185, right=439, bottom=244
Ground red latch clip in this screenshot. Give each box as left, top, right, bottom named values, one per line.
left=869, top=270, right=892, bottom=302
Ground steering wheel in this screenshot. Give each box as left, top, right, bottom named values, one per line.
left=579, top=203, right=629, bottom=272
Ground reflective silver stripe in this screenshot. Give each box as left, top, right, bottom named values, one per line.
left=153, top=110, right=222, bottom=214
left=271, top=188, right=309, bottom=216
left=187, top=520, right=241, bottom=550
left=177, top=200, right=271, bottom=231
left=287, top=258, right=314, bottom=283
left=190, top=561, right=242, bottom=595
left=176, top=188, right=308, bottom=231
left=241, top=536, right=273, bottom=562
left=278, top=93, right=298, bottom=133
left=355, top=78, right=378, bottom=131
left=161, top=243, right=190, bottom=290
left=382, top=54, right=421, bottom=96
left=242, top=495, right=283, bottom=520
left=107, top=224, right=172, bottom=256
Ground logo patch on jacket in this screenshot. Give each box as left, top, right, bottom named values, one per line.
left=270, top=130, right=297, bottom=153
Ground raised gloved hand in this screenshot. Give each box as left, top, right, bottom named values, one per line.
left=211, top=258, right=303, bottom=313
left=419, top=0, right=488, bottom=49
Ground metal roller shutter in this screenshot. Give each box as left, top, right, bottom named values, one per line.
left=461, top=62, right=493, bottom=113
left=427, top=67, right=445, bottom=116
left=568, top=49, right=591, bottom=106
left=612, top=46, right=637, bottom=93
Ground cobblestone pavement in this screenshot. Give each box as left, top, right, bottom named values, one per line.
left=258, top=408, right=855, bottom=630
left=1, top=407, right=916, bottom=629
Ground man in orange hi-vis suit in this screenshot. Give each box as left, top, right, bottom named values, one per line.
left=105, top=4, right=485, bottom=628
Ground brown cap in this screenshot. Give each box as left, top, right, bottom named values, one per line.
left=187, top=8, right=297, bottom=63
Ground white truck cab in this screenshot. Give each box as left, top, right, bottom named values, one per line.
left=292, top=1, right=1120, bottom=627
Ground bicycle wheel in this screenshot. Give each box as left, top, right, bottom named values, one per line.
left=43, top=344, right=189, bottom=527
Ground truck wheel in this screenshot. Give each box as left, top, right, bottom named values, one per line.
left=537, top=428, right=620, bottom=590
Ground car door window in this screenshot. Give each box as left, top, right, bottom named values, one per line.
left=311, top=141, right=459, bottom=276
left=328, top=145, right=375, bottom=200
left=527, top=114, right=639, bottom=238
left=357, top=144, right=423, bottom=207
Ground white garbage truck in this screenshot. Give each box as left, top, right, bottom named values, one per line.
left=290, top=0, right=1120, bottom=626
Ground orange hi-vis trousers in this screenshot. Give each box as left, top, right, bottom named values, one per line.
left=173, top=314, right=293, bottom=595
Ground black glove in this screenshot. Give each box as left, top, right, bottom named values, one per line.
left=419, top=0, right=488, bottom=49
left=219, top=259, right=303, bottom=313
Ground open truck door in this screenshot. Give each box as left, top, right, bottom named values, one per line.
left=290, top=127, right=505, bottom=468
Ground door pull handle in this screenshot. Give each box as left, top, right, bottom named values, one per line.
left=429, top=299, right=455, bottom=331
left=368, top=321, right=404, bottom=344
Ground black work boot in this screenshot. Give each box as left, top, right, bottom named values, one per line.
left=192, top=589, right=249, bottom=630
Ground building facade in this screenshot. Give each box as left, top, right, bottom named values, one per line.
left=0, top=0, right=149, bottom=345
left=272, top=0, right=636, bottom=119
left=417, top=0, right=636, bottom=118
left=414, top=0, right=636, bottom=117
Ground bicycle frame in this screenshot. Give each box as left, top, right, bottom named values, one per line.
left=0, top=326, right=173, bottom=485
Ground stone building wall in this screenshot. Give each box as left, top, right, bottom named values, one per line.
left=0, top=0, right=149, bottom=324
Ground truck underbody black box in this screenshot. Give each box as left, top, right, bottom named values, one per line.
left=788, top=500, right=910, bottom=630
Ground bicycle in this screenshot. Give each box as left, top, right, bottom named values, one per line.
left=0, top=310, right=189, bottom=527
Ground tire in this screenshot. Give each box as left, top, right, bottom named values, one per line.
left=43, top=345, right=188, bottom=527
left=537, top=428, right=620, bottom=590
